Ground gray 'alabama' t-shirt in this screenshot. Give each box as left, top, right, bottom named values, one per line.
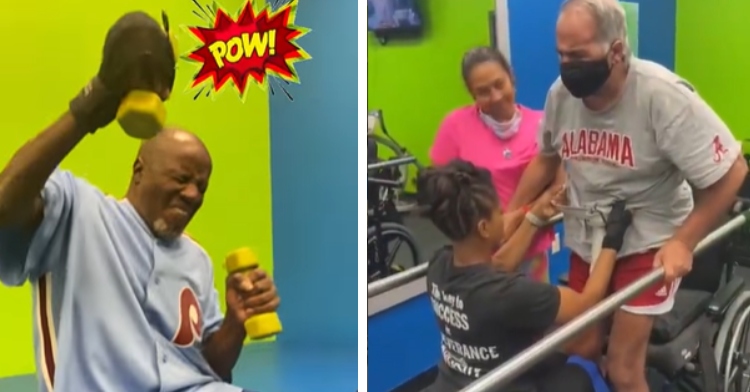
left=540, top=58, right=740, bottom=262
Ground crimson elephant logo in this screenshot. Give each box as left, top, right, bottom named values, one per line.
left=712, top=135, right=728, bottom=163
left=172, top=287, right=204, bottom=347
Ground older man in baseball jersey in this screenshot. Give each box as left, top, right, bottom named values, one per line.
left=507, top=0, right=747, bottom=391
left=0, top=12, right=276, bottom=392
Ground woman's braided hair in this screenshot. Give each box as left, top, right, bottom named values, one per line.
left=416, top=160, right=499, bottom=241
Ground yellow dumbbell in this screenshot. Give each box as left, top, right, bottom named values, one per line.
left=225, top=247, right=283, bottom=339
left=117, top=92, right=167, bottom=139
left=116, top=11, right=179, bottom=140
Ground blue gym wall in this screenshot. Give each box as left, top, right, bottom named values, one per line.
left=508, top=0, right=676, bottom=109
left=270, top=0, right=358, bottom=348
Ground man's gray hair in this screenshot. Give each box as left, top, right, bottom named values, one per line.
left=562, top=0, right=630, bottom=56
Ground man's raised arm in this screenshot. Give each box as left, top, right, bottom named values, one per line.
left=0, top=12, right=177, bottom=285
left=0, top=84, right=117, bottom=285
left=0, top=12, right=176, bottom=229
left=0, top=114, right=89, bottom=228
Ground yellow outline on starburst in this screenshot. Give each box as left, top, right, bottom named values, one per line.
left=179, top=0, right=312, bottom=102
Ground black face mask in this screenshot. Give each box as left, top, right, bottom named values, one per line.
left=559, top=58, right=612, bottom=98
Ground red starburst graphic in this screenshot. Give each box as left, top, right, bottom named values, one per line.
left=187, top=0, right=311, bottom=97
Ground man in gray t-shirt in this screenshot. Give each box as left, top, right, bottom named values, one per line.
left=507, top=0, right=748, bottom=391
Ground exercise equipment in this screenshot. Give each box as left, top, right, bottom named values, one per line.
left=367, top=157, right=423, bottom=283
left=69, top=11, right=176, bottom=137
left=367, top=109, right=424, bottom=200
left=460, top=207, right=750, bottom=392
left=225, top=248, right=283, bottom=339
left=115, top=11, right=177, bottom=139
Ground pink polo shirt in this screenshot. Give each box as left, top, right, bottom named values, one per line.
left=429, top=104, right=553, bottom=260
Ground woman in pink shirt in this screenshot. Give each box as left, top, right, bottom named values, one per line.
left=429, top=47, right=562, bottom=282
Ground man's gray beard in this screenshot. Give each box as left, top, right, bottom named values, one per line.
left=153, top=218, right=183, bottom=241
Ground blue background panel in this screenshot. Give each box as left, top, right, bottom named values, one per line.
left=508, top=0, right=676, bottom=109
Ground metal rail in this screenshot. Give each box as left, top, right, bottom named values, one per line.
left=367, top=177, right=403, bottom=187
left=367, top=156, right=417, bottom=171
left=460, top=209, right=750, bottom=392
left=368, top=263, right=428, bottom=298
left=367, top=213, right=564, bottom=298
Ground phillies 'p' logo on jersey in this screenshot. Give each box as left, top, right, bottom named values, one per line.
left=172, top=287, right=204, bottom=347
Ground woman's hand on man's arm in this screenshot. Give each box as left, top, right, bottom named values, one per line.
left=506, top=155, right=562, bottom=211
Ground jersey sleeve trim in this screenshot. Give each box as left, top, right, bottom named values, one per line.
left=35, top=274, right=58, bottom=391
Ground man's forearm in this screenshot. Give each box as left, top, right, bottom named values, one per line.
left=530, top=167, right=566, bottom=206
left=203, top=319, right=246, bottom=381
left=674, top=157, right=748, bottom=249
left=507, top=155, right=562, bottom=211
left=492, top=220, right=539, bottom=271
left=0, top=113, right=87, bottom=223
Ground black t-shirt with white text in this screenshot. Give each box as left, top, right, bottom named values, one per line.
left=426, top=246, right=561, bottom=392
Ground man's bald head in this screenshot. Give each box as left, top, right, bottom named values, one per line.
left=128, top=127, right=212, bottom=240
left=137, top=128, right=210, bottom=166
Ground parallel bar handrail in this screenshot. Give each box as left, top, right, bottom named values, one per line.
left=367, top=156, right=417, bottom=171
left=460, top=210, right=750, bottom=392
left=367, top=177, right=403, bottom=187
left=368, top=263, right=428, bottom=298
left=367, top=213, right=564, bottom=298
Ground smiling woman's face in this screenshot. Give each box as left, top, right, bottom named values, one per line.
left=466, top=60, right=515, bottom=120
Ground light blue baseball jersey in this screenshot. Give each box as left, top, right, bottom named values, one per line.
left=0, top=170, right=244, bottom=392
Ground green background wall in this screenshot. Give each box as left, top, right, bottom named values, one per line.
left=367, top=0, right=494, bottom=168
left=675, top=0, right=750, bottom=143
left=0, top=0, right=271, bottom=377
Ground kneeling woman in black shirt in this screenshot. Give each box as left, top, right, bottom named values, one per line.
left=418, top=160, right=632, bottom=392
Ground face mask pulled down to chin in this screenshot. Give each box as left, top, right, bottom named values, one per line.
left=480, top=109, right=522, bottom=140
left=559, top=58, right=612, bottom=99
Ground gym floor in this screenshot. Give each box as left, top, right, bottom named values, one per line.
left=393, top=213, right=448, bottom=270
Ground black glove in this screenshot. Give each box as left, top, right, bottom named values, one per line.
left=601, top=200, right=633, bottom=252
left=69, top=11, right=176, bottom=133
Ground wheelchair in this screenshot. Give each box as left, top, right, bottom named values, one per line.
left=648, top=160, right=750, bottom=392
left=561, top=219, right=750, bottom=392
left=647, top=238, right=750, bottom=392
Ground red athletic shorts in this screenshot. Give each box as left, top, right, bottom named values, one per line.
left=567, top=250, right=680, bottom=315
